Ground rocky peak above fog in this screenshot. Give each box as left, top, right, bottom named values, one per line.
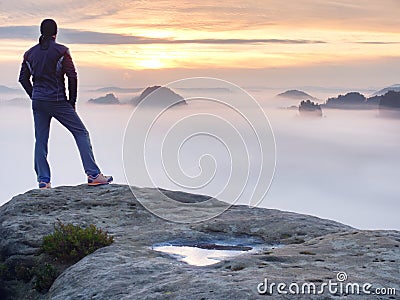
left=0, top=185, right=398, bottom=299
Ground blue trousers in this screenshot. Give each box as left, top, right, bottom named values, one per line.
left=32, top=100, right=101, bottom=183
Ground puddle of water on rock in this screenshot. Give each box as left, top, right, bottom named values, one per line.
left=153, top=240, right=281, bottom=266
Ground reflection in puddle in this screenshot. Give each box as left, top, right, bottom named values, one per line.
left=153, top=241, right=280, bottom=266
left=154, top=245, right=249, bottom=266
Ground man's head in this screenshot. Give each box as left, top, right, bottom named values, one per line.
left=40, top=19, right=57, bottom=37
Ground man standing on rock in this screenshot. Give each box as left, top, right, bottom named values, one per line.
left=18, top=19, right=113, bottom=189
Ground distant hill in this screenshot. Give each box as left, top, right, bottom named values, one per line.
left=88, top=93, right=120, bottom=104
left=298, top=100, right=322, bottom=117
left=379, top=91, right=400, bottom=118
left=372, top=84, right=400, bottom=96
left=322, top=91, right=400, bottom=110
left=91, top=87, right=142, bottom=93
left=131, top=86, right=186, bottom=107
left=324, top=92, right=366, bottom=109
left=323, top=92, right=380, bottom=110
left=0, top=85, right=22, bottom=94
left=276, top=90, right=316, bottom=100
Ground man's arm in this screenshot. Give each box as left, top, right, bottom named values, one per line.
left=18, top=53, right=33, bottom=99
left=63, top=49, right=77, bottom=108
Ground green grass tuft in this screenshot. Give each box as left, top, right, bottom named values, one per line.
left=41, top=220, right=114, bottom=263
left=33, top=263, right=57, bottom=292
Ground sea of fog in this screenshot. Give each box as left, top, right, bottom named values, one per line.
left=0, top=88, right=399, bottom=230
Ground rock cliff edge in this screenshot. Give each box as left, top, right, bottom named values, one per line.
left=0, top=185, right=399, bottom=299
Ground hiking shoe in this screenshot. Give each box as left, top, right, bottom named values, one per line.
left=38, top=182, right=51, bottom=189
left=88, top=173, right=113, bottom=186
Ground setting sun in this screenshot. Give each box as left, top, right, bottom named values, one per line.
left=137, top=58, right=165, bottom=69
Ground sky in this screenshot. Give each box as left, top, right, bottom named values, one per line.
left=0, top=0, right=399, bottom=88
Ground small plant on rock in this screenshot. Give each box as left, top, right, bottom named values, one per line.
left=33, top=263, right=57, bottom=292
left=41, top=220, right=114, bottom=263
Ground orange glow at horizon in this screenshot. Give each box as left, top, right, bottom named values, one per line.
left=54, top=24, right=400, bottom=71
left=0, top=0, right=399, bottom=72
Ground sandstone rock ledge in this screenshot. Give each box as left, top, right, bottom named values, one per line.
left=0, top=184, right=398, bottom=299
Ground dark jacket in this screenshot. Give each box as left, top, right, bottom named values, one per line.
left=18, top=37, right=77, bottom=104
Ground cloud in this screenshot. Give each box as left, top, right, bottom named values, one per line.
left=0, top=26, right=326, bottom=45
left=0, top=26, right=37, bottom=40
left=1, top=0, right=400, bottom=34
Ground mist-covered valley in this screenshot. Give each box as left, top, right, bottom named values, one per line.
left=0, top=85, right=399, bottom=230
